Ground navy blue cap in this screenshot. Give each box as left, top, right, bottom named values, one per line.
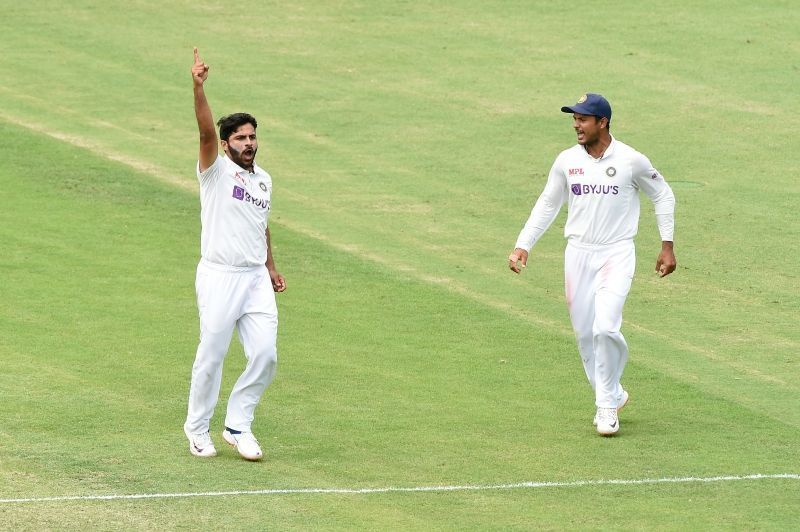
left=561, top=93, right=612, bottom=121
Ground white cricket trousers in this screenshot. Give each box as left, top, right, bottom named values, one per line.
left=564, top=239, right=635, bottom=409
left=185, top=259, right=278, bottom=434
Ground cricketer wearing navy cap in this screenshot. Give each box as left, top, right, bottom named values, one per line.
left=508, top=91, right=677, bottom=437
left=561, top=93, right=612, bottom=122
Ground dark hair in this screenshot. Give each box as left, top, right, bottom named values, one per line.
left=595, top=115, right=611, bottom=132
left=216, top=113, right=258, bottom=141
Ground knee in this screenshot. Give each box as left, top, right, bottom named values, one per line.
left=592, top=323, right=620, bottom=341
left=251, top=344, right=278, bottom=369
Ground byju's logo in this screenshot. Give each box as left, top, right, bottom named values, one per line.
left=232, top=186, right=270, bottom=209
left=571, top=183, right=619, bottom=196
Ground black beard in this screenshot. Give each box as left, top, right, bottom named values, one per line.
left=227, top=145, right=257, bottom=171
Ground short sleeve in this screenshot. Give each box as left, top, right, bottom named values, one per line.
left=197, top=155, right=224, bottom=185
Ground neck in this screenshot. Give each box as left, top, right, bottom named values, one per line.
left=584, top=134, right=612, bottom=159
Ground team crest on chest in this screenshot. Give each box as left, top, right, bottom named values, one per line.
left=259, top=182, right=268, bottom=192
left=605, top=167, right=617, bottom=177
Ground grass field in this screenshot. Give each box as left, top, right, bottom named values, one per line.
left=1, top=0, right=798, bottom=529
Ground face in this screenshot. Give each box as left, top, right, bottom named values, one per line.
left=572, top=113, right=607, bottom=145
left=221, top=123, right=258, bottom=171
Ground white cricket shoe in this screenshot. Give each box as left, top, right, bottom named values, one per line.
left=184, top=426, right=217, bottom=458
left=222, top=429, right=263, bottom=461
left=593, top=390, right=630, bottom=426
left=618, top=390, right=630, bottom=412
left=596, top=407, right=620, bottom=436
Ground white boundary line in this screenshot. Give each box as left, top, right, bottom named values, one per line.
left=1, top=474, right=797, bottom=504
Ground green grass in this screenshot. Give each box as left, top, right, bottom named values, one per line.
left=1, top=0, right=798, bottom=529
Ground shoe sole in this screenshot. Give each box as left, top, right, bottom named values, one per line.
left=597, top=425, right=619, bottom=436
left=222, top=431, right=263, bottom=461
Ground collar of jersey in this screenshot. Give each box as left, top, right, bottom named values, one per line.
left=223, top=155, right=261, bottom=176
left=582, top=135, right=616, bottom=162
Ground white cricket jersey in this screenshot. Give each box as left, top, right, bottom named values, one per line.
left=197, top=155, right=272, bottom=268
left=515, top=137, right=675, bottom=251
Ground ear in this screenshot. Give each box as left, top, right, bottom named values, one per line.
left=599, top=117, right=608, bottom=129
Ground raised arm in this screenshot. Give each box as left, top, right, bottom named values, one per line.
left=192, top=47, right=218, bottom=172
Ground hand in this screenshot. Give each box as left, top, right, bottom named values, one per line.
left=508, top=248, right=529, bottom=274
left=655, top=243, right=676, bottom=277
left=269, top=270, right=286, bottom=292
left=192, top=47, right=209, bottom=86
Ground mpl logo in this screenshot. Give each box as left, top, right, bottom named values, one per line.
left=568, top=168, right=584, bottom=176
left=233, top=172, right=247, bottom=186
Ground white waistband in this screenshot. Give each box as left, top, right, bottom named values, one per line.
left=566, top=238, right=634, bottom=252
left=199, top=257, right=264, bottom=273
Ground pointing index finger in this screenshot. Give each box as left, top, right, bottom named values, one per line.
left=193, top=47, right=200, bottom=64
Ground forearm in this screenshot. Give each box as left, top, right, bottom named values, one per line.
left=265, top=227, right=287, bottom=291
left=641, top=175, right=675, bottom=242
left=653, top=186, right=675, bottom=242
left=515, top=165, right=567, bottom=251
left=190, top=48, right=217, bottom=172
left=515, top=196, right=561, bottom=251
left=265, top=227, right=277, bottom=270
left=655, top=212, right=675, bottom=242
left=194, top=85, right=216, bottom=142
